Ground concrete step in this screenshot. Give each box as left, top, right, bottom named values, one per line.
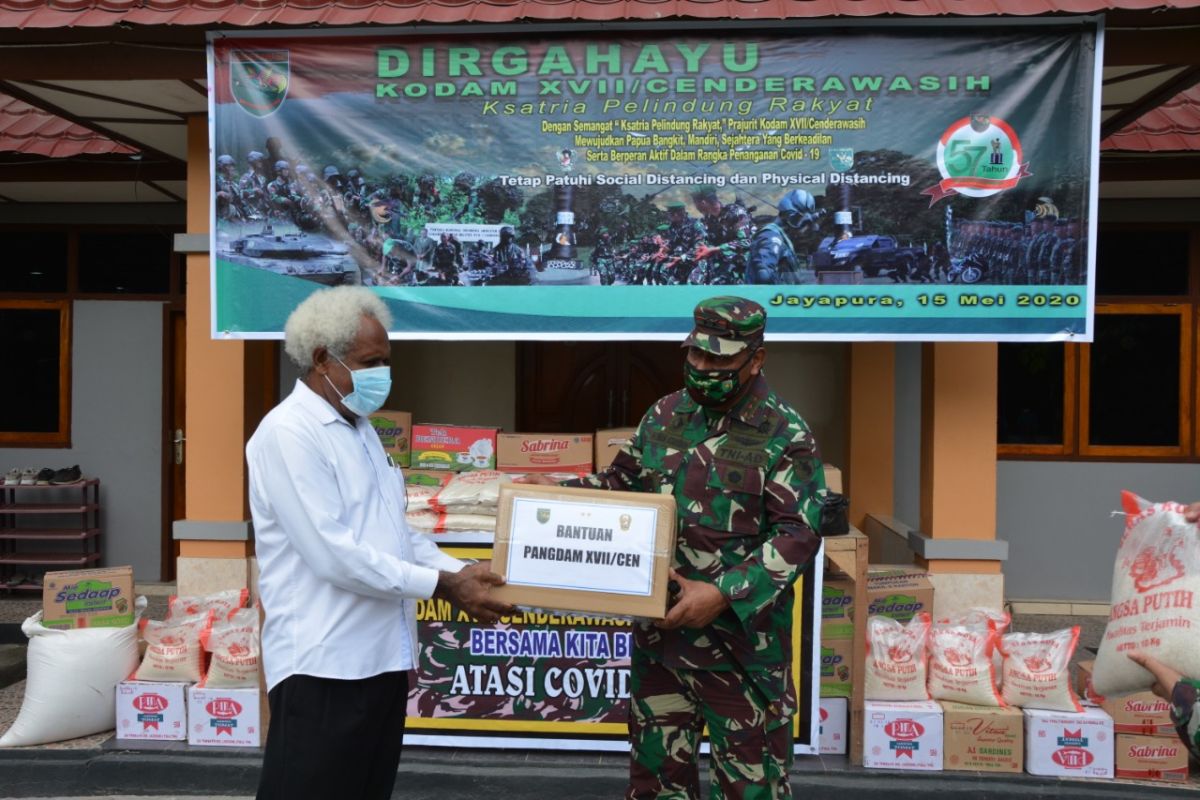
left=0, top=644, right=25, bottom=689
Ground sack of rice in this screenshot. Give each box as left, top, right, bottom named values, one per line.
left=166, top=587, right=248, bottom=621
left=864, top=613, right=931, bottom=701
left=1000, top=627, right=1081, bottom=711
left=135, top=611, right=213, bottom=683
left=938, top=607, right=1010, bottom=687
left=928, top=618, right=1005, bottom=706
left=407, top=509, right=498, bottom=534
left=1093, top=491, right=1200, bottom=696
left=201, top=607, right=260, bottom=689
left=436, top=470, right=511, bottom=510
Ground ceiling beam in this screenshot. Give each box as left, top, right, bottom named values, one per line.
left=0, top=157, right=185, bottom=182
left=0, top=41, right=204, bottom=80
left=19, top=79, right=188, bottom=119
left=1099, top=65, right=1200, bottom=141
left=1105, top=27, right=1200, bottom=67
left=0, top=80, right=184, bottom=166
left=1101, top=157, right=1200, bottom=182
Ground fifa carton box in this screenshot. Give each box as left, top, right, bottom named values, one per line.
left=866, top=566, right=934, bottom=624
left=498, top=433, right=593, bottom=475
left=594, top=427, right=636, bottom=471
left=863, top=700, right=944, bottom=771
left=1076, top=660, right=1174, bottom=735
left=188, top=685, right=262, bottom=747
left=368, top=410, right=412, bottom=468
left=411, top=424, right=498, bottom=472
left=818, top=697, right=848, bottom=755
left=821, top=574, right=855, bottom=640
left=116, top=678, right=188, bottom=741
left=1023, top=706, right=1114, bottom=779
left=492, top=483, right=675, bottom=618
left=941, top=700, right=1023, bottom=773
left=42, top=566, right=134, bottom=629
left=1115, top=733, right=1190, bottom=782
left=819, top=637, right=853, bottom=698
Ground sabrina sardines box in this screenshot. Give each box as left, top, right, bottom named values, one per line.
left=116, top=679, right=188, bottom=741
left=498, top=433, right=594, bottom=475
left=1115, top=733, right=1190, bottom=782
left=42, top=566, right=135, bottom=629
left=188, top=686, right=262, bottom=747
left=411, top=424, right=498, bottom=472
left=1076, top=660, right=1174, bottom=735
left=863, top=700, right=944, bottom=771
left=491, top=483, right=676, bottom=618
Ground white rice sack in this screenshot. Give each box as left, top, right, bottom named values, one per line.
left=928, top=619, right=1005, bottom=706
left=1001, top=627, right=1081, bottom=711
left=405, top=484, right=442, bottom=513
left=436, top=470, right=511, bottom=509
left=134, top=611, right=212, bottom=683
left=864, top=613, right=931, bottom=701
left=407, top=509, right=497, bottom=533
left=1093, top=491, right=1200, bottom=696
left=202, top=608, right=260, bottom=689
left=938, top=607, right=1011, bottom=687
left=166, top=587, right=248, bottom=620
left=0, top=598, right=146, bottom=747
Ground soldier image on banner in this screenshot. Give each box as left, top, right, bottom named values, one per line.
left=518, top=296, right=826, bottom=799
left=692, top=185, right=756, bottom=286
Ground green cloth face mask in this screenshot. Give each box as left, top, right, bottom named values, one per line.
left=683, top=349, right=755, bottom=407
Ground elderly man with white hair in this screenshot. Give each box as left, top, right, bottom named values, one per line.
left=248, top=285, right=512, bottom=800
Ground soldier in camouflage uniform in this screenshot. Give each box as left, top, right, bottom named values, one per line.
left=266, top=160, right=301, bottom=224
left=538, top=296, right=825, bottom=799
left=693, top=186, right=756, bottom=285
left=239, top=151, right=270, bottom=221
left=215, top=154, right=245, bottom=222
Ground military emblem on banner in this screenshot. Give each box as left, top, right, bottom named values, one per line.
left=536, top=508, right=551, bottom=524
left=229, top=50, right=290, bottom=118
left=921, top=114, right=1031, bottom=206
left=829, top=148, right=855, bottom=172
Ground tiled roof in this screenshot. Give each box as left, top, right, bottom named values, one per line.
left=1102, top=84, right=1200, bottom=152
left=0, top=93, right=136, bottom=157
left=0, top=0, right=1196, bottom=27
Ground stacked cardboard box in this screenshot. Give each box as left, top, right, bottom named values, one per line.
left=863, top=700, right=944, bottom=770
left=818, top=697, right=848, bottom=755
left=1024, top=706, right=1114, bottom=778
left=865, top=566, right=934, bottom=624
left=498, top=433, right=593, bottom=475
left=820, top=574, right=854, bottom=698
left=1077, top=660, right=1188, bottom=782
left=941, top=701, right=1023, bottom=773
left=594, top=428, right=636, bottom=471
left=368, top=410, right=412, bottom=468
left=411, top=424, right=499, bottom=471
left=42, top=566, right=134, bottom=630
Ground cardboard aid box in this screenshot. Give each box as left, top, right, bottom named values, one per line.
left=1115, top=733, right=1190, bottom=782
left=819, top=637, right=853, bottom=698
left=188, top=685, right=262, bottom=747
left=818, top=697, right=848, bottom=755
left=863, top=700, right=944, bottom=771
left=368, top=410, right=412, bottom=468
left=492, top=483, right=676, bottom=618
left=498, top=433, right=594, bottom=475
left=116, top=678, right=188, bottom=741
left=42, top=566, right=135, bottom=629
left=411, top=424, right=498, bottom=471
left=821, top=575, right=855, bottom=640
left=1076, top=660, right=1174, bottom=736
left=1024, top=706, right=1114, bottom=778
left=594, top=427, right=636, bottom=471
left=941, top=700, right=1023, bottom=773
left=866, top=566, right=934, bottom=624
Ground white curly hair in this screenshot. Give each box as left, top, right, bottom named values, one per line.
left=283, top=286, right=393, bottom=371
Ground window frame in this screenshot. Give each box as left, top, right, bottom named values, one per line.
left=999, top=222, right=1199, bottom=461
left=0, top=299, right=72, bottom=447
left=1078, top=302, right=1193, bottom=459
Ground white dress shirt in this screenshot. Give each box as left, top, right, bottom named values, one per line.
left=247, top=379, right=463, bottom=691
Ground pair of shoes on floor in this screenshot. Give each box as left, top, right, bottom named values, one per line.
left=2, top=465, right=81, bottom=485
left=2, top=468, right=20, bottom=485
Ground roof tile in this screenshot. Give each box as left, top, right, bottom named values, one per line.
left=1103, top=84, right=1200, bottom=152
left=0, top=93, right=137, bottom=156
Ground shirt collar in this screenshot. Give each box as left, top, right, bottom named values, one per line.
left=291, top=378, right=352, bottom=427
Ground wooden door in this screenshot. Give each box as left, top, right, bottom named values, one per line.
left=162, top=307, right=186, bottom=581
left=516, top=341, right=682, bottom=432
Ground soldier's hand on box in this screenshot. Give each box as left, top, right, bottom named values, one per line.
left=513, top=474, right=559, bottom=486
left=436, top=563, right=515, bottom=624
left=656, top=569, right=730, bottom=630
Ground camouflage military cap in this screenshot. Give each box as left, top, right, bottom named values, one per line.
left=682, top=296, right=767, bottom=355
left=691, top=184, right=720, bottom=202
left=666, top=201, right=687, bottom=212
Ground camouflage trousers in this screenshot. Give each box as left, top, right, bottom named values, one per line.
left=626, top=656, right=793, bottom=800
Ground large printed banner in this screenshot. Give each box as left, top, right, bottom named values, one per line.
left=209, top=23, right=1101, bottom=341
left=405, top=547, right=823, bottom=752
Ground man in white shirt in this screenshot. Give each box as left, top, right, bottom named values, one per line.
left=248, top=285, right=512, bottom=800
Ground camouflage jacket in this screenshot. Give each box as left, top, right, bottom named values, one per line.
left=568, top=373, right=824, bottom=671
left=1171, top=678, right=1200, bottom=761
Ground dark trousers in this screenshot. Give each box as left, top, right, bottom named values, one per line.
left=256, top=671, right=408, bottom=800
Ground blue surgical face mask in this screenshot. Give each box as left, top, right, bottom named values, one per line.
left=324, top=356, right=392, bottom=417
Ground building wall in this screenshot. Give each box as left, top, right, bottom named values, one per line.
left=2, top=301, right=164, bottom=580
left=893, top=342, right=922, bottom=527
left=998, top=460, right=1200, bottom=601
